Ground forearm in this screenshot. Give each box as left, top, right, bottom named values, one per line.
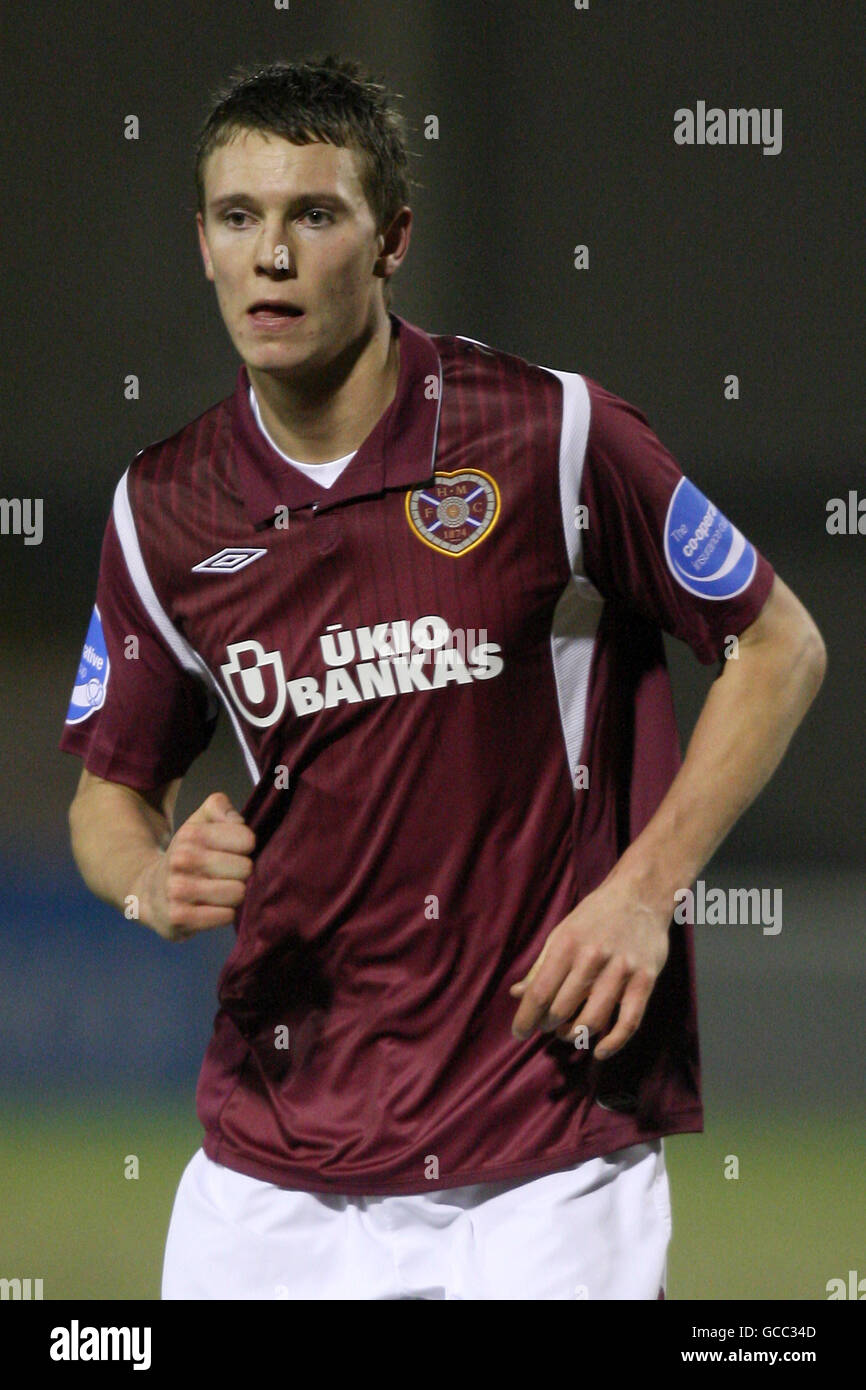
left=608, top=596, right=826, bottom=915
left=68, top=779, right=171, bottom=919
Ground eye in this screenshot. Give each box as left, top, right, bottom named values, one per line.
left=224, top=210, right=252, bottom=228
left=302, top=208, right=332, bottom=226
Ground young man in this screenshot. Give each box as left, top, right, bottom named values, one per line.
left=60, top=55, right=826, bottom=1300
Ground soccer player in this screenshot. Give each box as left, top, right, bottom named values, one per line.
left=60, top=55, right=826, bottom=1300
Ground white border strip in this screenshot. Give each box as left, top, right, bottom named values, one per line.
left=539, top=366, right=600, bottom=786
left=429, top=352, right=444, bottom=467
left=539, top=367, right=592, bottom=575
left=112, top=470, right=260, bottom=784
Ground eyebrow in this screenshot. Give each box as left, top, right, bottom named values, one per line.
left=207, top=191, right=349, bottom=215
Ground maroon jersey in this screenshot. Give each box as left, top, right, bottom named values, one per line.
left=60, top=314, right=774, bottom=1194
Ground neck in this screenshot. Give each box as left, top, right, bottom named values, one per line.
left=247, top=310, right=400, bottom=464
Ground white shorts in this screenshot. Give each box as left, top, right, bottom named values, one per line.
left=162, top=1140, right=670, bottom=1300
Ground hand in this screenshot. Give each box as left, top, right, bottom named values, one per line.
left=134, top=791, right=256, bottom=942
left=509, top=879, right=671, bottom=1059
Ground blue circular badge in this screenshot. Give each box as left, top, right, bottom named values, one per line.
left=664, top=478, right=756, bottom=600
left=66, top=605, right=110, bottom=724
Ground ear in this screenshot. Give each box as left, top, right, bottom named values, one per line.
left=375, top=205, right=413, bottom=280
left=196, top=212, right=215, bottom=283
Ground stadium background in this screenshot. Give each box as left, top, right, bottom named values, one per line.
left=2, top=1, right=862, bottom=1299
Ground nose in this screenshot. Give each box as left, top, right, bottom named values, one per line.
left=254, top=220, right=295, bottom=276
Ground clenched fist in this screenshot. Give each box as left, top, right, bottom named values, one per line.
left=135, top=791, right=256, bottom=941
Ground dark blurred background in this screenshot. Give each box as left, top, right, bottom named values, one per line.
left=1, top=0, right=862, bottom=1299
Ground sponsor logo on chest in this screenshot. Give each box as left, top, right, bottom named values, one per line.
left=220, top=616, right=504, bottom=727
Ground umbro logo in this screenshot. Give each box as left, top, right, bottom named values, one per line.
left=192, top=547, right=267, bottom=574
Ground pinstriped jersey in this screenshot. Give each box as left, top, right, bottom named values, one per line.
left=60, top=313, right=774, bottom=1194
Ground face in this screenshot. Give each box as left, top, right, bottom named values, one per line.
left=196, top=129, right=409, bottom=379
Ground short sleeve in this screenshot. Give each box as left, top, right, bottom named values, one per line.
left=578, top=377, right=775, bottom=664
left=59, top=508, right=218, bottom=789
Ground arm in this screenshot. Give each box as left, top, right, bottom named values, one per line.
left=510, top=573, right=827, bottom=1055
left=68, top=768, right=255, bottom=942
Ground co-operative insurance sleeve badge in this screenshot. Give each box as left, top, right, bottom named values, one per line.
left=664, top=478, right=757, bottom=600
left=66, top=605, right=111, bottom=724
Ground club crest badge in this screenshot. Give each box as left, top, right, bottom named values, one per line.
left=405, top=469, right=500, bottom=556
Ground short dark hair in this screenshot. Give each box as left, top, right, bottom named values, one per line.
left=194, top=54, right=417, bottom=307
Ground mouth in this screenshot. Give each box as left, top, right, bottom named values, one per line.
left=247, top=301, right=306, bottom=331
left=248, top=300, right=304, bottom=317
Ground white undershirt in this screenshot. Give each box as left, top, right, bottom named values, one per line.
left=249, top=384, right=356, bottom=489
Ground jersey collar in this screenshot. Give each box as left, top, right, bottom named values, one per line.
left=232, top=312, right=443, bottom=527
